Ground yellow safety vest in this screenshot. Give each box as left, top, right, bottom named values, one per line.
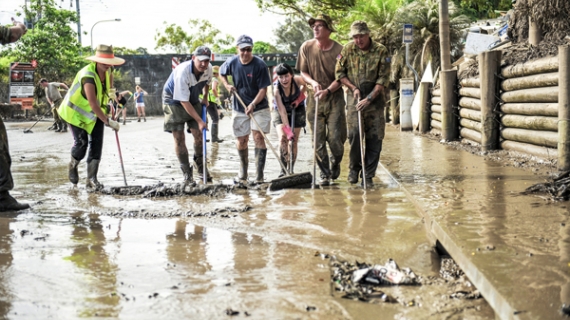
left=58, top=62, right=110, bottom=134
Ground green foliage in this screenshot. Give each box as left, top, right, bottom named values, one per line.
left=113, top=69, right=135, bottom=93
left=0, top=0, right=84, bottom=84
left=273, top=16, right=313, bottom=53
left=256, top=0, right=356, bottom=15
left=113, top=47, right=146, bottom=55
left=458, top=0, right=512, bottom=19
left=253, top=41, right=277, bottom=54
left=154, top=19, right=235, bottom=54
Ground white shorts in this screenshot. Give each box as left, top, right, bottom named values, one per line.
left=136, top=102, right=145, bottom=108
left=232, top=108, right=271, bottom=137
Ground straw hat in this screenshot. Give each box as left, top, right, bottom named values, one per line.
left=86, top=44, right=125, bottom=65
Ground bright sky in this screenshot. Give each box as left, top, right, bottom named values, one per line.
left=1, top=0, right=288, bottom=53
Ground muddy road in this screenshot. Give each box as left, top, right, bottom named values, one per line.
left=0, top=117, right=493, bottom=319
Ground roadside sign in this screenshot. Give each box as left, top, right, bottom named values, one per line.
left=135, top=77, right=140, bottom=85
left=9, top=62, right=36, bottom=110
left=211, top=53, right=234, bottom=61
left=403, top=24, right=413, bottom=43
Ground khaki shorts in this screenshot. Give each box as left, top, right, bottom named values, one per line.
left=163, top=102, right=204, bottom=133
left=232, top=108, right=271, bottom=137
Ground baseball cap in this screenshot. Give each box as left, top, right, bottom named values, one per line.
left=193, top=46, right=212, bottom=61
left=236, top=35, right=254, bottom=49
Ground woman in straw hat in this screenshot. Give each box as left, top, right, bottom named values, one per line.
left=58, top=44, right=123, bottom=191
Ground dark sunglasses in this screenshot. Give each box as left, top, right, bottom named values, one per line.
left=240, top=47, right=252, bottom=52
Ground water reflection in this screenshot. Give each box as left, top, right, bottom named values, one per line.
left=0, top=213, right=18, bottom=319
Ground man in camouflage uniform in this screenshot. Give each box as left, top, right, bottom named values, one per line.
left=335, top=20, right=390, bottom=186
left=297, top=13, right=346, bottom=186
left=0, top=22, right=30, bottom=211
left=39, top=78, right=69, bottom=132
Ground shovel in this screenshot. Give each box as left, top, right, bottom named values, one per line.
left=201, top=104, right=208, bottom=184
left=109, top=101, right=141, bottom=193
left=23, top=108, right=52, bottom=133
left=233, top=92, right=312, bottom=191
left=289, top=107, right=295, bottom=174
left=358, top=109, right=367, bottom=189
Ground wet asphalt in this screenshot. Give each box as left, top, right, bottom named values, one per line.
left=0, top=116, right=494, bottom=319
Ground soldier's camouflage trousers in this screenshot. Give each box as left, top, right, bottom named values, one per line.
left=346, top=94, right=386, bottom=180
left=306, top=90, right=347, bottom=179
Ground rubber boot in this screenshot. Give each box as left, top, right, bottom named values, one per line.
left=0, top=191, right=30, bottom=212
left=68, top=156, right=80, bottom=185
left=48, top=122, right=57, bottom=130
left=193, top=153, right=212, bottom=182
left=144, top=117, right=146, bottom=122
left=278, top=153, right=287, bottom=178
left=86, top=159, right=104, bottom=191
left=211, top=123, right=224, bottom=143
left=61, top=121, right=67, bottom=133
left=180, top=157, right=195, bottom=187
left=254, top=148, right=267, bottom=184
left=236, top=149, right=248, bottom=183
left=54, top=121, right=62, bottom=132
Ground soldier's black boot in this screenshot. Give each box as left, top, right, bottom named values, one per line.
left=86, top=159, right=104, bottom=191
left=0, top=191, right=29, bottom=212
left=254, top=148, right=267, bottom=184
left=68, top=156, right=80, bottom=185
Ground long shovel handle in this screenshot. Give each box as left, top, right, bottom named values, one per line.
left=312, top=97, right=319, bottom=188
left=115, top=131, right=128, bottom=186
left=358, top=110, right=366, bottom=189
left=24, top=108, right=52, bottom=132
left=233, top=92, right=289, bottom=173
left=289, top=108, right=295, bottom=174
left=202, top=104, right=207, bottom=184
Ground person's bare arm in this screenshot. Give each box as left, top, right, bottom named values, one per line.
left=59, top=83, right=69, bottom=90
left=339, top=77, right=360, bottom=101
left=181, top=100, right=207, bottom=131
left=300, top=71, right=321, bottom=92
left=274, top=85, right=290, bottom=128
left=84, top=83, right=109, bottom=124
left=245, top=87, right=267, bottom=116
left=220, top=75, right=235, bottom=93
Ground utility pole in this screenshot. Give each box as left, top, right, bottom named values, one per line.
left=76, top=0, right=81, bottom=46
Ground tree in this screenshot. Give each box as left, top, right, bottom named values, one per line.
left=154, top=19, right=235, bottom=54
left=253, top=41, right=277, bottom=54
left=273, top=16, right=313, bottom=53
left=0, top=0, right=84, bottom=83
left=256, top=0, right=356, bottom=16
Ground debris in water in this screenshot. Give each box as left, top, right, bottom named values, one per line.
left=225, top=308, right=239, bottom=316
left=523, top=171, right=570, bottom=201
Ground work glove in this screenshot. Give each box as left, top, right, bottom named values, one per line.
left=108, top=119, right=120, bottom=132
left=283, top=124, right=294, bottom=141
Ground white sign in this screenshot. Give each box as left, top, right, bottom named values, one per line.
left=135, top=77, right=140, bottom=85
left=400, top=78, right=414, bottom=131
left=403, top=24, right=413, bottom=43
left=464, top=33, right=500, bottom=55
left=10, top=85, right=34, bottom=97
left=212, top=53, right=234, bottom=61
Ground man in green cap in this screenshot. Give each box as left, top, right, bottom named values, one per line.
left=296, top=13, right=346, bottom=186
left=335, top=20, right=390, bottom=187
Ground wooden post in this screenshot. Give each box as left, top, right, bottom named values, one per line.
left=529, top=16, right=542, bottom=46
left=390, top=89, right=400, bottom=124
left=441, top=69, right=458, bottom=140
left=418, top=82, right=431, bottom=133
left=479, top=50, right=502, bottom=150
left=558, top=45, right=570, bottom=171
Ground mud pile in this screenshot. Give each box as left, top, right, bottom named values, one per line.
left=101, top=205, right=252, bottom=219
left=100, top=182, right=240, bottom=197
left=327, top=254, right=481, bottom=305
left=523, top=170, right=570, bottom=201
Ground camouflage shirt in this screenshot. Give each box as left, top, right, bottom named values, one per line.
left=335, top=40, right=390, bottom=92
left=0, top=26, right=11, bottom=45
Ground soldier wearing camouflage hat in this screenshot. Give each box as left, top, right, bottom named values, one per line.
left=335, top=20, right=390, bottom=187
left=296, top=13, right=346, bottom=186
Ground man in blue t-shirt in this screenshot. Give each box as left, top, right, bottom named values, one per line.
left=220, top=35, right=271, bottom=184
left=162, top=46, right=211, bottom=187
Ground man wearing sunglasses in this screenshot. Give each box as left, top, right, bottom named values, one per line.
left=220, top=35, right=272, bottom=184
left=296, top=13, right=346, bottom=186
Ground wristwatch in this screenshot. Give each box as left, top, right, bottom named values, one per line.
left=366, top=94, right=373, bottom=102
